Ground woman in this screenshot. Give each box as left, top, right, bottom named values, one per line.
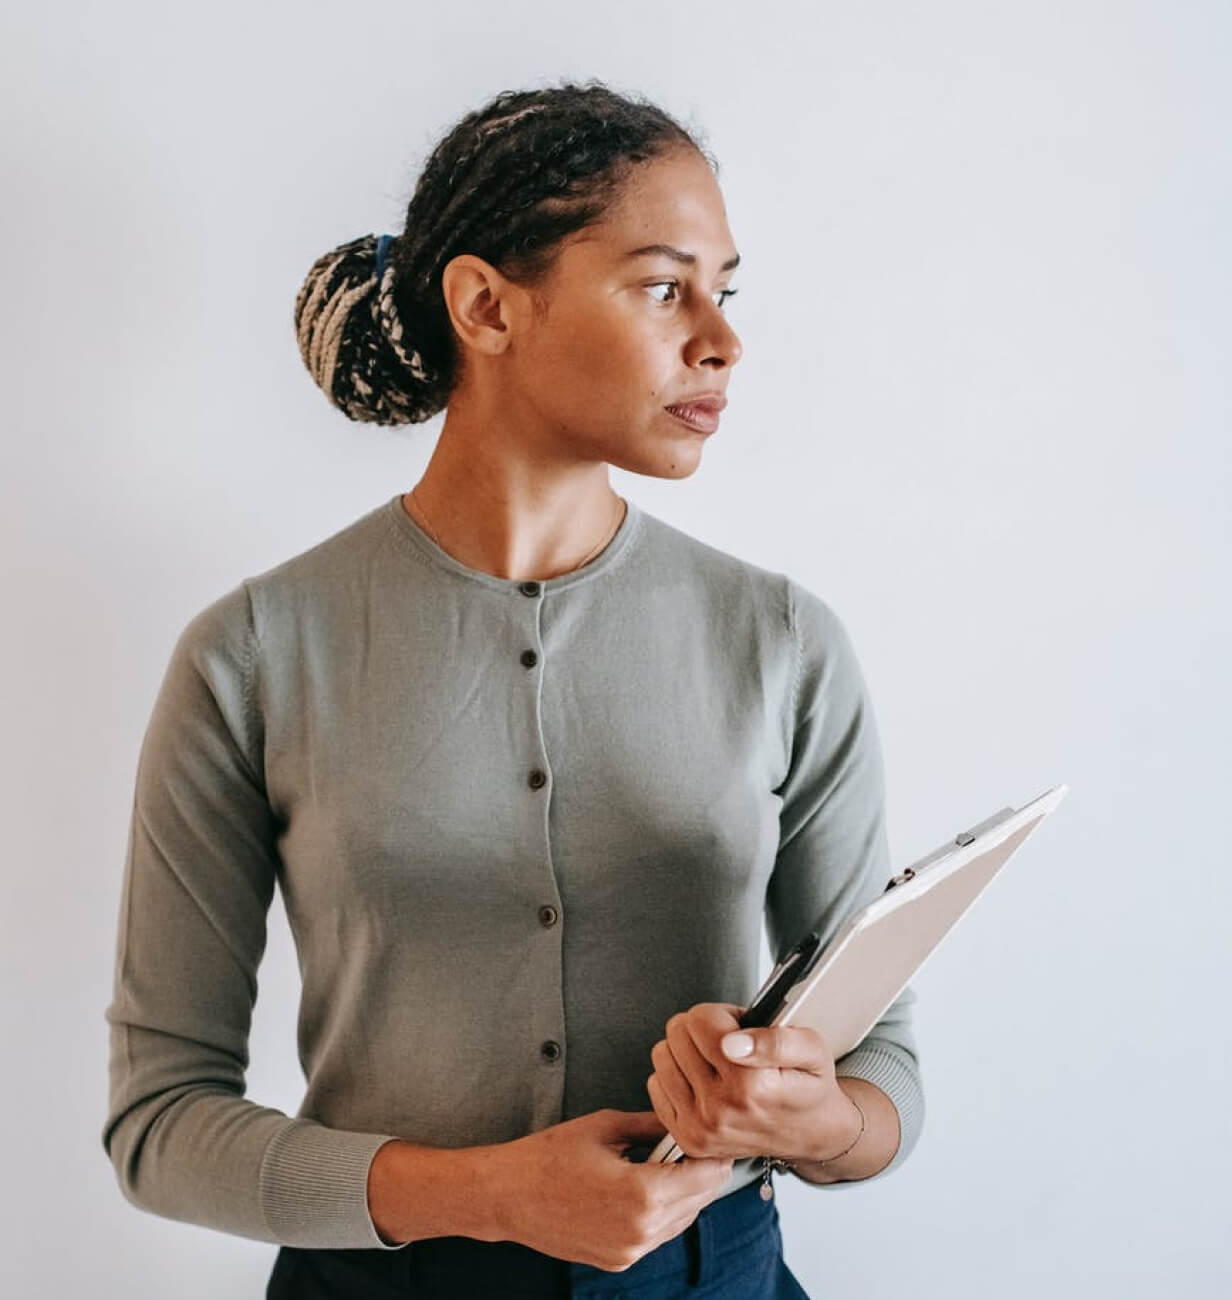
left=102, top=80, right=924, bottom=1298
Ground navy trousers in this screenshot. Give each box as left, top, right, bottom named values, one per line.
left=266, top=1174, right=811, bottom=1298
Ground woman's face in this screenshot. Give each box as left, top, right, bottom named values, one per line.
left=502, top=148, right=744, bottom=480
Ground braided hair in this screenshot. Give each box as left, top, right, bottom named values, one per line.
left=293, top=79, right=714, bottom=426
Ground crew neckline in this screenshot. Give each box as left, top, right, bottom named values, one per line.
left=384, top=491, right=644, bottom=593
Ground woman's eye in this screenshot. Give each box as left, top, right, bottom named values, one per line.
left=647, top=282, right=739, bottom=310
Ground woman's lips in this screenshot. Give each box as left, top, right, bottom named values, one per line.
left=664, top=400, right=724, bottom=434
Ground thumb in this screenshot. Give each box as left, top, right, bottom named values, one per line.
left=720, top=1024, right=830, bottom=1070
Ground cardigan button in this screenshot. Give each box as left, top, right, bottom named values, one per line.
left=519, top=580, right=542, bottom=597
left=540, top=1040, right=561, bottom=1062
left=528, top=769, right=547, bottom=790
left=538, top=904, right=559, bottom=928
left=520, top=649, right=539, bottom=668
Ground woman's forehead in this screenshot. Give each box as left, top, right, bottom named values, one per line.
left=555, top=225, right=740, bottom=284
left=566, top=196, right=738, bottom=274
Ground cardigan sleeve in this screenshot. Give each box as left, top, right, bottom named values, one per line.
left=101, top=581, right=407, bottom=1249
left=764, top=577, right=926, bottom=1185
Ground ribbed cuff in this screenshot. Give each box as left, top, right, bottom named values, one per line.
left=258, top=1120, right=408, bottom=1249
left=813, top=1038, right=925, bottom=1187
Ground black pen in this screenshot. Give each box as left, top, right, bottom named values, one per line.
left=738, top=929, right=822, bottom=1029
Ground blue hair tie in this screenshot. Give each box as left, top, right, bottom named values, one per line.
left=374, top=233, right=395, bottom=281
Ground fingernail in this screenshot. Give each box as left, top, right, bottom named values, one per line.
left=723, top=1032, right=754, bottom=1058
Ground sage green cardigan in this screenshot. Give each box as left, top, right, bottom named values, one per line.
left=103, top=492, right=924, bottom=1249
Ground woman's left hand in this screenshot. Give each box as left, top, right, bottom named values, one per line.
left=645, top=1002, right=862, bottom=1164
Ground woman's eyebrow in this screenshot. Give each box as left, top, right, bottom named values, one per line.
left=624, top=243, right=741, bottom=271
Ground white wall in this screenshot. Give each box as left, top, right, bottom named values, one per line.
left=3, top=2, right=1228, bottom=1295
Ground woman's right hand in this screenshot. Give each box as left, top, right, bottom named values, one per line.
left=482, top=1108, right=735, bottom=1272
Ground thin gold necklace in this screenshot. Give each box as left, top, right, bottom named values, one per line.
left=409, top=487, right=625, bottom=578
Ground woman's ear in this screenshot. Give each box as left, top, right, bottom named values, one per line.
left=440, top=254, right=522, bottom=357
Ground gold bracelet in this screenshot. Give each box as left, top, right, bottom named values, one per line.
left=757, top=1095, right=868, bottom=1196
left=816, top=1094, right=866, bottom=1166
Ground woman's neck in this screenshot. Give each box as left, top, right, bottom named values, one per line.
left=403, top=424, right=625, bottom=582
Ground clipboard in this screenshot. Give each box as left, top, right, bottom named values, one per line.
left=647, top=782, right=1069, bottom=1165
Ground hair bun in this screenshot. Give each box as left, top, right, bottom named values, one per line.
left=293, top=232, right=440, bottom=425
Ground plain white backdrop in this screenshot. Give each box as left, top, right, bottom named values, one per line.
left=3, top=2, right=1228, bottom=1296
